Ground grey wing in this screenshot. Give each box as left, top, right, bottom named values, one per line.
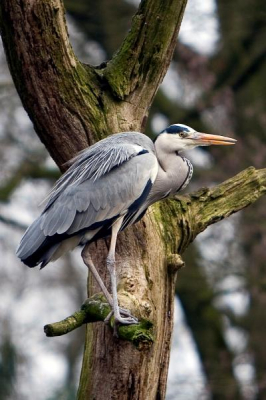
left=41, top=151, right=158, bottom=237
left=43, top=132, right=155, bottom=211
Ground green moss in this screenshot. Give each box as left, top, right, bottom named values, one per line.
left=156, top=199, right=184, bottom=253
left=118, top=319, right=154, bottom=349
left=103, top=15, right=145, bottom=99
left=45, top=293, right=154, bottom=348
left=103, top=0, right=187, bottom=99
left=82, top=297, right=110, bottom=322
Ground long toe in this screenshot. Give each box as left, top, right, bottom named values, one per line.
left=104, top=311, right=114, bottom=324
left=118, top=307, right=130, bottom=315
left=115, top=315, right=138, bottom=325
left=105, top=309, right=138, bottom=325
left=119, top=308, right=138, bottom=322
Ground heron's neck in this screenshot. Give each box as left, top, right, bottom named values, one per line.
left=153, top=143, right=190, bottom=197
left=155, top=145, right=184, bottom=174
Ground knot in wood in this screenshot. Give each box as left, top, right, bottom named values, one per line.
left=167, top=254, right=184, bottom=273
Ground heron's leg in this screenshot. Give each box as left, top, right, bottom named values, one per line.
left=106, top=218, right=138, bottom=330
left=81, top=247, right=113, bottom=307
left=81, top=246, right=133, bottom=324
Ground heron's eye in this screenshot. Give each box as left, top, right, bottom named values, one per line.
left=179, top=132, right=187, bottom=138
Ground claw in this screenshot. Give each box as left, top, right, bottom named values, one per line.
left=104, top=307, right=138, bottom=335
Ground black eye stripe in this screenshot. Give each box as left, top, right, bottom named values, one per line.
left=154, top=124, right=192, bottom=142
left=165, top=125, right=190, bottom=134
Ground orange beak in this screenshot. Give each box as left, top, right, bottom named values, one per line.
left=190, top=132, right=237, bottom=146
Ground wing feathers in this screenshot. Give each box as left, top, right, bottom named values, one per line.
left=16, top=217, right=46, bottom=259
left=17, top=133, right=158, bottom=267
left=20, top=134, right=157, bottom=247
left=40, top=151, right=157, bottom=237
left=43, top=133, right=153, bottom=212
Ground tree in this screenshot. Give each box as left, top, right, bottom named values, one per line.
left=0, top=1, right=265, bottom=399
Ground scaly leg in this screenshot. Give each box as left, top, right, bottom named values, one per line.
left=81, top=246, right=113, bottom=306
left=106, top=217, right=138, bottom=328
left=81, top=245, right=135, bottom=326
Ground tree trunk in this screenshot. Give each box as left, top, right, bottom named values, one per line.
left=1, top=1, right=266, bottom=399
left=0, top=1, right=187, bottom=398
left=77, top=218, right=179, bottom=400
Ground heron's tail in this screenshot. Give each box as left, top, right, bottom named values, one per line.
left=16, top=216, right=60, bottom=269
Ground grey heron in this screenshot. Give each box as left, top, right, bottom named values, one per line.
left=17, top=124, right=236, bottom=329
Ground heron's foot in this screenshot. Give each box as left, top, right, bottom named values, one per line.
left=113, top=313, right=138, bottom=338
left=104, top=307, right=130, bottom=324
left=104, top=308, right=138, bottom=336
left=114, top=313, right=139, bottom=325
left=104, top=308, right=138, bottom=324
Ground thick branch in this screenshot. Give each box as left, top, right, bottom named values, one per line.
left=104, top=0, right=187, bottom=103
left=44, top=294, right=154, bottom=349
left=0, top=0, right=108, bottom=166
left=165, top=167, right=266, bottom=253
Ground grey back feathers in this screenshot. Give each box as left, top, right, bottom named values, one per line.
left=17, top=129, right=193, bottom=268
left=41, top=148, right=156, bottom=236
left=43, top=132, right=154, bottom=211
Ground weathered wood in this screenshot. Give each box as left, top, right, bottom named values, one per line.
left=129, top=167, right=266, bottom=262
left=0, top=0, right=98, bottom=166
left=166, top=166, right=266, bottom=253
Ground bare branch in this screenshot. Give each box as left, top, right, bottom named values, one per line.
left=0, top=215, right=27, bottom=230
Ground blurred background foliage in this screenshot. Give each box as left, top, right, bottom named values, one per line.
left=0, top=0, right=265, bottom=399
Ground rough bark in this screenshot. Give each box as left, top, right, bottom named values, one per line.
left=1, top=1, right=265, bottom=400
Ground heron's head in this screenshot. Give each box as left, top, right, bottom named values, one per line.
left=155, top=124, right=236, bottom=153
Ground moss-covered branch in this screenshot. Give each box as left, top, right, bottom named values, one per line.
left=104, top=0, right=187, bottom=101
left=166, top=166, right=266, bottom=253
left=44, top=294, right=154, bottom=349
